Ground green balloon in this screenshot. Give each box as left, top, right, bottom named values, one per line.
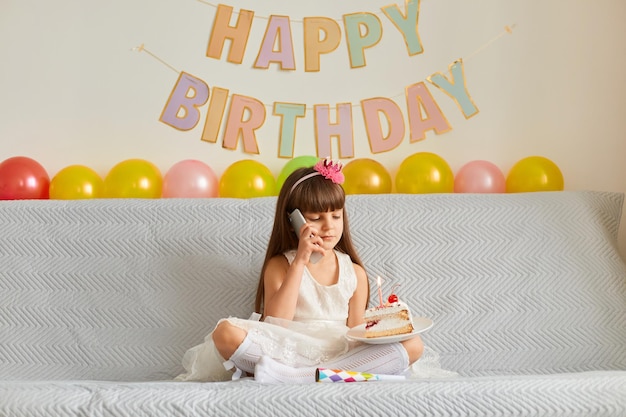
left=276, top=156, right=319, bottom=190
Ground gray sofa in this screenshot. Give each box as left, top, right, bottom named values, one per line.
left=1, top=191, right=625, bottom=416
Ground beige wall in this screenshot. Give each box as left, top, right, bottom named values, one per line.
left=1, top=0, right=625, bottom=255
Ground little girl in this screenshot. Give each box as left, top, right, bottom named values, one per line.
left=177, top=158, right=423, bottom=383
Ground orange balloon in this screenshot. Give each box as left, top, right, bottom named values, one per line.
left=50, top=165, right=103, bottom=199
left=506, top=156, right=564, bottom=193
left=395, top=152, right=454, bottom=194
left=343, top=158, right=392, bottom=194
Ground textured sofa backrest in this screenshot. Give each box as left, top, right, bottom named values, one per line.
left=1, top=198, right=273, bottom=381
left=1, top=192, right=625, bottom=381
left=348, top=192, right=626, bottom=377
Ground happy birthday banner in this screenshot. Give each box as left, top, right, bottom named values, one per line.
left=137, top=0, right=514, bottom=159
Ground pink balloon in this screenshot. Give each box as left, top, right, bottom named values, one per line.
left=162, top=160, right=218, bottom=198
left=454, top=160, right=505, bottom=193
left=0, top=156, right=50, bottom=200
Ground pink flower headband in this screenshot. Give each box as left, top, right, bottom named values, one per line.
left=289, top=157, right=344, bottom=195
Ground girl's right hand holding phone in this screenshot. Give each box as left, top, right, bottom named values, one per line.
left=295, top=223, right=324, bottom=264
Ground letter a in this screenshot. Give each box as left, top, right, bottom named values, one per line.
left=405, top=82, right=451, bottom=142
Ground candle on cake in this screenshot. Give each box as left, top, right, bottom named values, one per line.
left=377, top=276, right=383, bottom=307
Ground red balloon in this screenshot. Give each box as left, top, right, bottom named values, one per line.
left=0, top=156, right=50, bottom=200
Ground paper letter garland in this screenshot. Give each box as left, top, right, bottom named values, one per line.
left=222, top=95, right=266, bottom=154
left=254, top=16, right=296, bottom=70
left=428, top=59, right=479, bottom=119
left=303, top=17, right=342, bottom=73
left=206, top=4, right=254, bottom=64
left=382, top=0, right=424, bottom=56
left=314, top=104, right=355, bottom=159
left=133, top=2, right=515, bottom=158
left=160, top=72, right=210, bottom=131
left=406, top=82, right=452, bottom=142
left=274, top=103, right=307, bottom=158
left=362, top=97, right=406, bottom=154
left=343, top=12, right=383, bottom=69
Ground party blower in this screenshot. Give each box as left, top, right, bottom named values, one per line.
left=316, top=368, right=406, bottom=383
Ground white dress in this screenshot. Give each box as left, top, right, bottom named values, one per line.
left=175, top=250, right=358, bottom=382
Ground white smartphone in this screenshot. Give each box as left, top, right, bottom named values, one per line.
left=289, top=209, right=322, bottom=263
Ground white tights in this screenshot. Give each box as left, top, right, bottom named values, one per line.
left=226, top=332, right=409, bottom=384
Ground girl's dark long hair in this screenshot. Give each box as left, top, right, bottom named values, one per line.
left=254, top=167, right=365, bottom=314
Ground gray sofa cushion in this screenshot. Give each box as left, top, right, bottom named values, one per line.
left=2, top=372, right=626, bottom=417
left=0, top=191, right=625, bottom=381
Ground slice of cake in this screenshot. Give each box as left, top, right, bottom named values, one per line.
left=363, top=300, right=414, bottom=338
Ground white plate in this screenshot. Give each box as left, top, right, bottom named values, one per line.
left=346, top=317, right=434, bottom=344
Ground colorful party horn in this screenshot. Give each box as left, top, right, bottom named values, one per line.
left=316, top=368, right=405, bottom=383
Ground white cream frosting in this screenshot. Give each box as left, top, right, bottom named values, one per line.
left=364, top=301, right=412, bottom=321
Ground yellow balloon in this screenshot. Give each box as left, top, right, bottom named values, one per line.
left=50, top=165, right=103, bottom=199
left=104, top=159, right=163, bottom=198
left=219, top=160, right=276, bottom=198
left=506, top=156, right=564, bottom=193
left=343, top=158, right=392, bottom=194
left=395, top=152, right=454, bottom=194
